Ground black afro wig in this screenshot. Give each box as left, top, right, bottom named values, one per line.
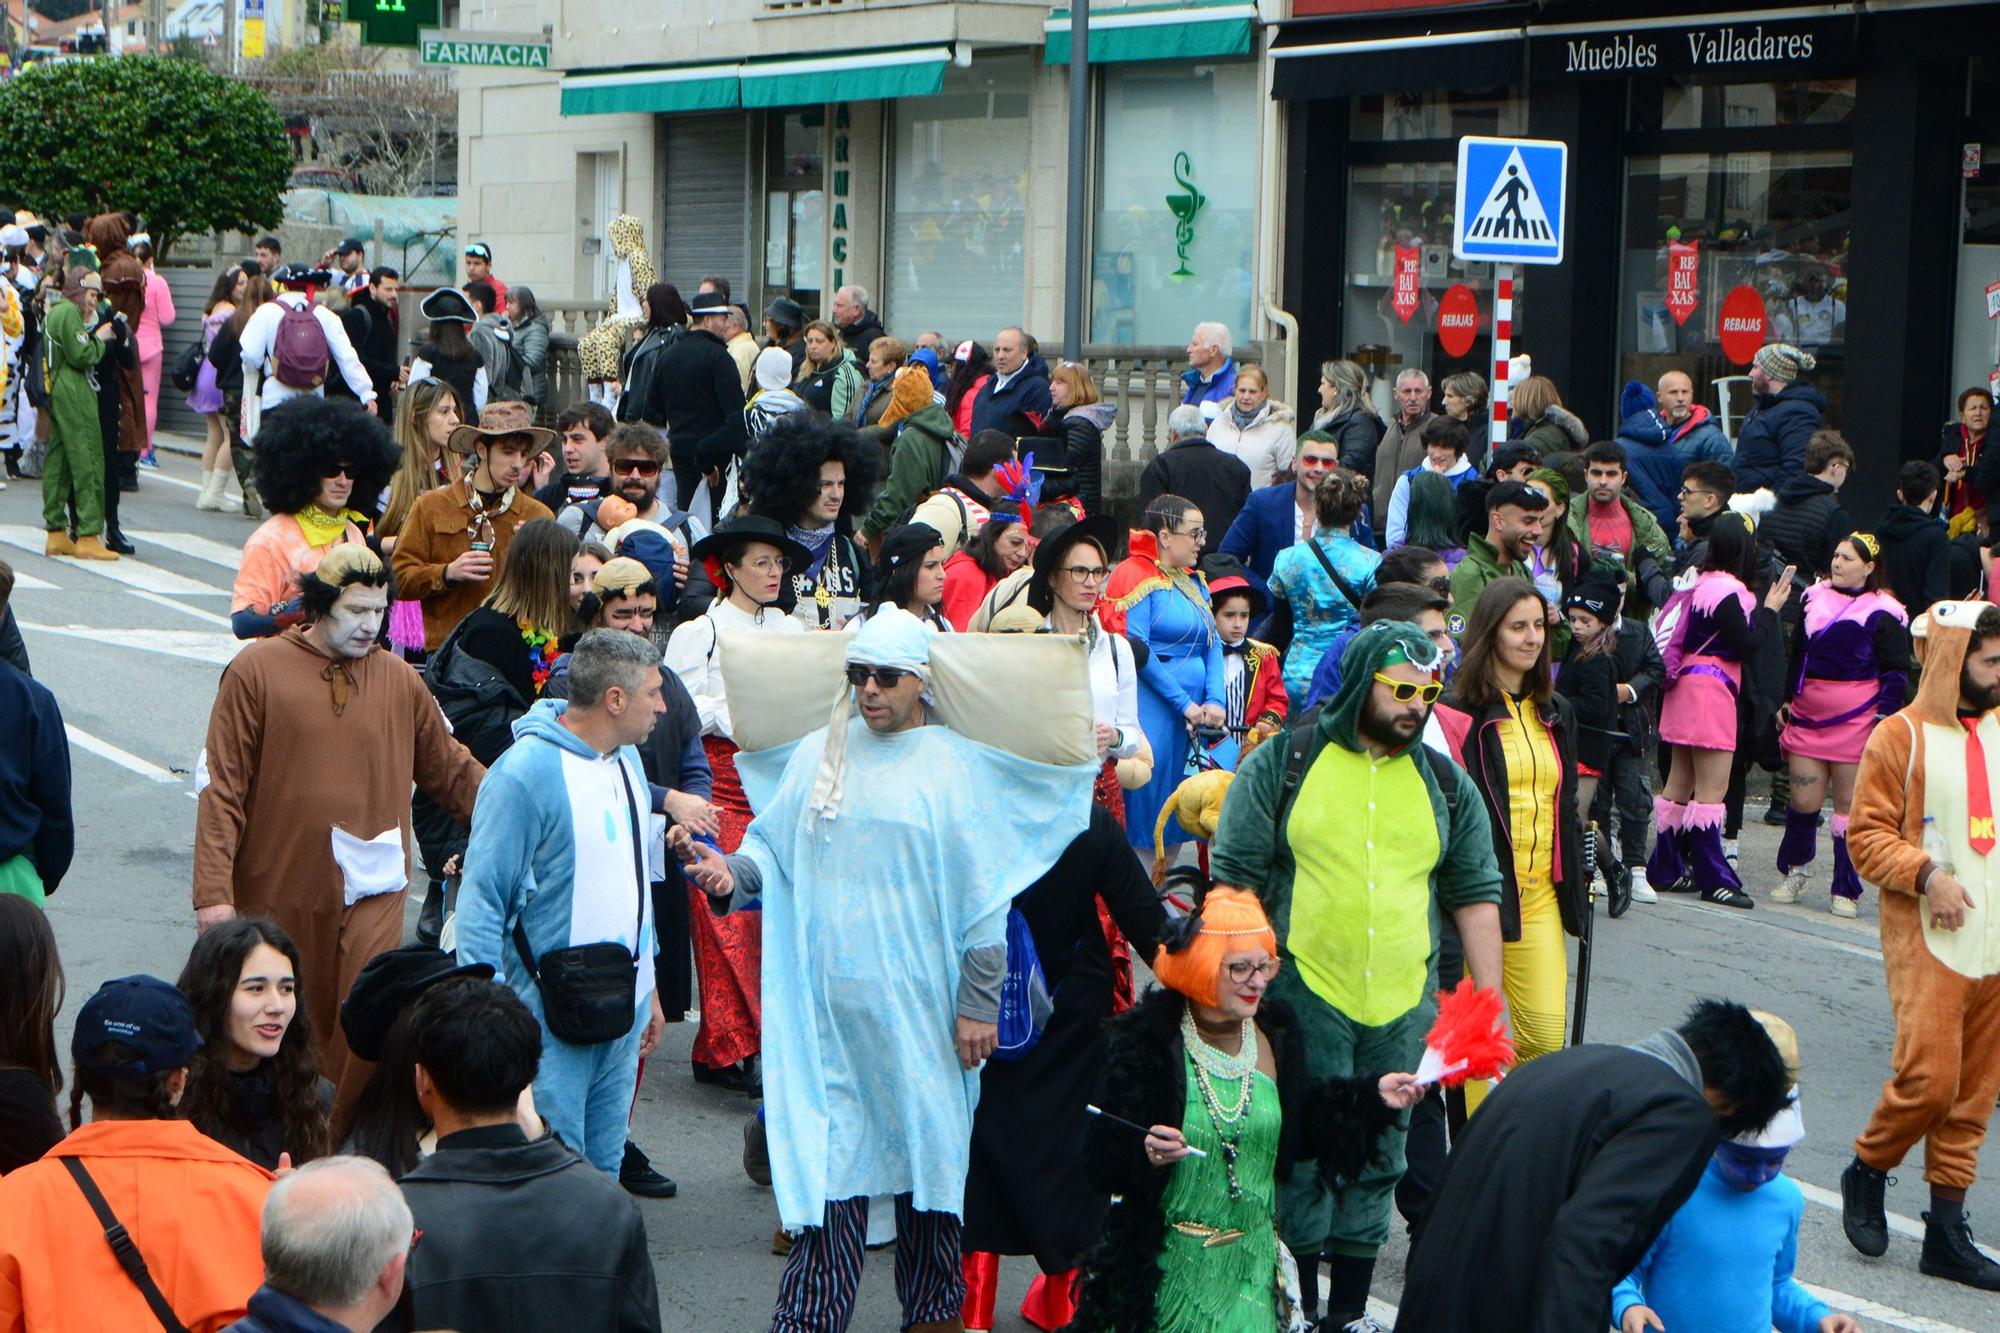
left=740, top=413, right=882, bottom=530
left=251, top=395, right=400, bottom=517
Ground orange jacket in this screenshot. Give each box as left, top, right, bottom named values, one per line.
left=0, top=1119, right=272, bottom=1333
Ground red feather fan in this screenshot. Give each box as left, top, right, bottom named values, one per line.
left=1415, top=978, right=1515, bottom=1086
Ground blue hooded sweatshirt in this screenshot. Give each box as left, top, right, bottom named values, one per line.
left=454, top=699, right=657, bottom=1020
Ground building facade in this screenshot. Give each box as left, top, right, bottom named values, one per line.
left=452, top=0, right=1286, bottom=384
left=1274, top=0, right=2000, bottom=514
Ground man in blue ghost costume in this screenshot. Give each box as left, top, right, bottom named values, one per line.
left=685, top=607, right=1095, bottom=1333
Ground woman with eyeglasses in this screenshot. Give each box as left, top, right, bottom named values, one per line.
left=663, top=515, right=810, bottom=1094
left=1429, top=577, right=1586, bottom=1079
left=1102, top=495, right=1226, bottom=867
left=229, top=397, right=398, bottom=640
left=1066, top=888, right=1421, bottom=1333
left=1028, top=514, right=1143, bottom=816
left=1265, top=467, right=1380, bottom=701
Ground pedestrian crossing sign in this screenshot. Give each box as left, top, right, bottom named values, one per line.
left=1454, top=136, right=1568, bottom=265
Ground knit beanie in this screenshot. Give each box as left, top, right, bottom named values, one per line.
left=1753, top=342, right=1817, bottom=383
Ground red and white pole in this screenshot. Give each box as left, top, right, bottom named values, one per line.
left=1489, top=263, right=1513, bottom=457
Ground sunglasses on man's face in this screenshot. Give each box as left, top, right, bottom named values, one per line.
left=846, top=665, right=914, bottom=689
left=612, top=458, right=662, bottom=476
left=321, top=463, right=353, bottom=480
left=1372, top=672, right=1443, bottom=704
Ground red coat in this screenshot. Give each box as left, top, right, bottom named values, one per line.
left=1241, top=637, right=1289, bottom=731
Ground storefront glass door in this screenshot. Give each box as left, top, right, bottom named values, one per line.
left=764, top=109, right=826, bottom=315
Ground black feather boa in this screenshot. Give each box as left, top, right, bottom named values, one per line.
left=1061, top=987, right=1402, bottom=1333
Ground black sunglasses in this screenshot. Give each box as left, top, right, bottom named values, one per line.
left=846, top=665, right=914, bottom=689
left=321, top=463, right=353, bottom=479
left=612, top=458, right=663, bottom=476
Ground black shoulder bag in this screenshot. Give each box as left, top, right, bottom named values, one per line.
left=61, top=1157, right=190, bottom=1333
left=511, top=760, right=648, bottom=1045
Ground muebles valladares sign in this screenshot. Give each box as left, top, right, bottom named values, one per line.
left=1533, top=16, right=1852, bottom=79
left=419, top=30, right=552, bottom=68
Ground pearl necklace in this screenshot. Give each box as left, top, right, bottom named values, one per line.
left=1182, top=1003, right=1257, bottom=1081
left=1184, top=1003, right=1257, bottom=1201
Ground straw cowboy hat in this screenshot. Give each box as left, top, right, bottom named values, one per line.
left=444, top=398, right=557, bottom=457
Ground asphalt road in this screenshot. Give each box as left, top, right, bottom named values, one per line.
left=5, top=442, right=1995, bottom=1331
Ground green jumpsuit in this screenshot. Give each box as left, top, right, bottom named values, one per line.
left=39, top=295, right=106, bottom=538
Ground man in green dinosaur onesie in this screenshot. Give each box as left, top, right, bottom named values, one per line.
left=40, top=257, right=118, bottom=561
left=1209, top=619, right=1507, bottom=1329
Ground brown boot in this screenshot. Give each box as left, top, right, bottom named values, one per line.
left=44, top=530, right=76, bottom=557
left=72, top=534, right=120, bottom=561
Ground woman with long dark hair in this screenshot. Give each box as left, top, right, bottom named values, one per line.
left=862, top=522, right=951, bottom=629
left=1431, top=577, right=1585, bottom=1076
left=946, top=339, right=995, bottom=439
left=941, top=504, right=1031, bottom=630
left=506, top=285, right=552, bottom=406
left=1648, top=512, right=1792, bottom=908
left=0, top=895, right=64, bottom=1173
left=174, top=916, right=331, bottom=1171
left=409, top=287, right=488, bottom=425
left=618, top=281, right=687, bottom=427
left=1771, top=533, right=1910, bottom=917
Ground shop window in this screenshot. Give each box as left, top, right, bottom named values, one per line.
left=1636, top=77, right=1856, bottom=132
left=1617, top=149, right=1852, bottom=438
left=885, top=56, right=1032, bottom=343
left=1351, top=88, right=1526, bottom=143
left=1341, top=162, right=1515, bottom=417
left=765, top=110, right=826, bottom=310
left=1952, top=138, right=2000, bottom=405
left=1089, top=61, right=1256, bottom=347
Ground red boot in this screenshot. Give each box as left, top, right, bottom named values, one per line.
left=1020, top=1269, right=1079, bottom=1331
left=961, top=1250, right=998, bottom=1333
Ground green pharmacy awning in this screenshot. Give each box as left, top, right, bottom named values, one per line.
left=561, top=46, right=953, bottom=117
left=738, top=46, right=951, bottom=108
left=560, top=62, right=743, bottom=117
left=1043, top=2, right=1255, bottom=64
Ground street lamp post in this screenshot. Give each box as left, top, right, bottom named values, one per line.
left=1061, top=0, right=1089, bottom=361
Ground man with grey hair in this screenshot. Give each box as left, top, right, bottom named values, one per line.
left=969, top=325, right=1052, bottom=440
left=1138, top=402, right=1252, bottom=546
left=225, top=1156, right=411, bottom=1333
left=1373, top=367, right=1438, bottom=526
left=1181, top=320, right=1238, bottom=408
left=456, top=628, right=670, bottom=1175
left=832, top=282, right=885, bottom=356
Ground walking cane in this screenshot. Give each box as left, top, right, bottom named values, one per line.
left=1571, top=824, right=1598, bottom=1046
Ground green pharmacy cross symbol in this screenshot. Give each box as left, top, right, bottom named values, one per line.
left=1166, top=151, right=1206, bottom=280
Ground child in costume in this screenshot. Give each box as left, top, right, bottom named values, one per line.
left=1613, top=1013, right=1860, bottom=1333
left=1206, top=558, right=1288, bottom=772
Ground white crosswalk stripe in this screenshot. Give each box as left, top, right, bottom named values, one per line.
left=21, top=621, right=245, bottom=667
left=0, top=525, right=227, bottom=597
left=128, top=529, right=256, bottom=572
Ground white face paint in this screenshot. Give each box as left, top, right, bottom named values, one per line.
left=313, top=583, right=389, bottom=658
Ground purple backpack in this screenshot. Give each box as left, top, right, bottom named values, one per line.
left=271, top=302, right=330, bottom=389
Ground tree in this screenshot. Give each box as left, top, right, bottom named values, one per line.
left=0, top=57, right=290, bottom=258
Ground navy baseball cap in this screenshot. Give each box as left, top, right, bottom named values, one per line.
left=336, top=237, right=366, bottom=256
left=72, top=976, right=202, bottom=1075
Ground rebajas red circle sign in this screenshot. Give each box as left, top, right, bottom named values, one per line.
left=1437, top=284, right=1479, bottom=359
left=1719, top=285, right=1767, bottom=366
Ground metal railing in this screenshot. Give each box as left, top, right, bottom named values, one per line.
left=533, top=310, right=1270, bottom=480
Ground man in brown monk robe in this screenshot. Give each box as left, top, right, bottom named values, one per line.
left=194, top=544, right=484, bottom=1110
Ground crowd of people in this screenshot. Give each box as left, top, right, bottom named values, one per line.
left=3, top=217, right=2000, bottom=1333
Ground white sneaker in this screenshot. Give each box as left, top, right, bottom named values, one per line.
left=1830, top=896, right=1859, bottom=919
left=1770, top=870, right=1807, bottom=904
left=1628, top=879, right=1659, bottom=904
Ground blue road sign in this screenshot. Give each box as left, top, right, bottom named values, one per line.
left=1454, top=136, right=1568, bottom=265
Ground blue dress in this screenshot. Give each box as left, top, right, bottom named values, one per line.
left=1268, top=533, right=1381, bottom=699
left=1123, top=577, right=1225, bottom=852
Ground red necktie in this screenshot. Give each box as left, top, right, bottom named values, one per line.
left=1964, top=718, right=1995, bottom=856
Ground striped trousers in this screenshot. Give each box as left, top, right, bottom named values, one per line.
left=771, top=1193, right=964, bottom=1332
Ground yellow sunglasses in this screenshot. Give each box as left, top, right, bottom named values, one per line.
left=1373, top=672, right=1443, bottom=704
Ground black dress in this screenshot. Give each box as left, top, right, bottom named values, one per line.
left=961, top=805, right=1165, bottom=1269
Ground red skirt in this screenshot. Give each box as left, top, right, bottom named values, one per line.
left=1093, top=760, right=1135, bottom=1014
left=691, top=736, right=761, bottom=1068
